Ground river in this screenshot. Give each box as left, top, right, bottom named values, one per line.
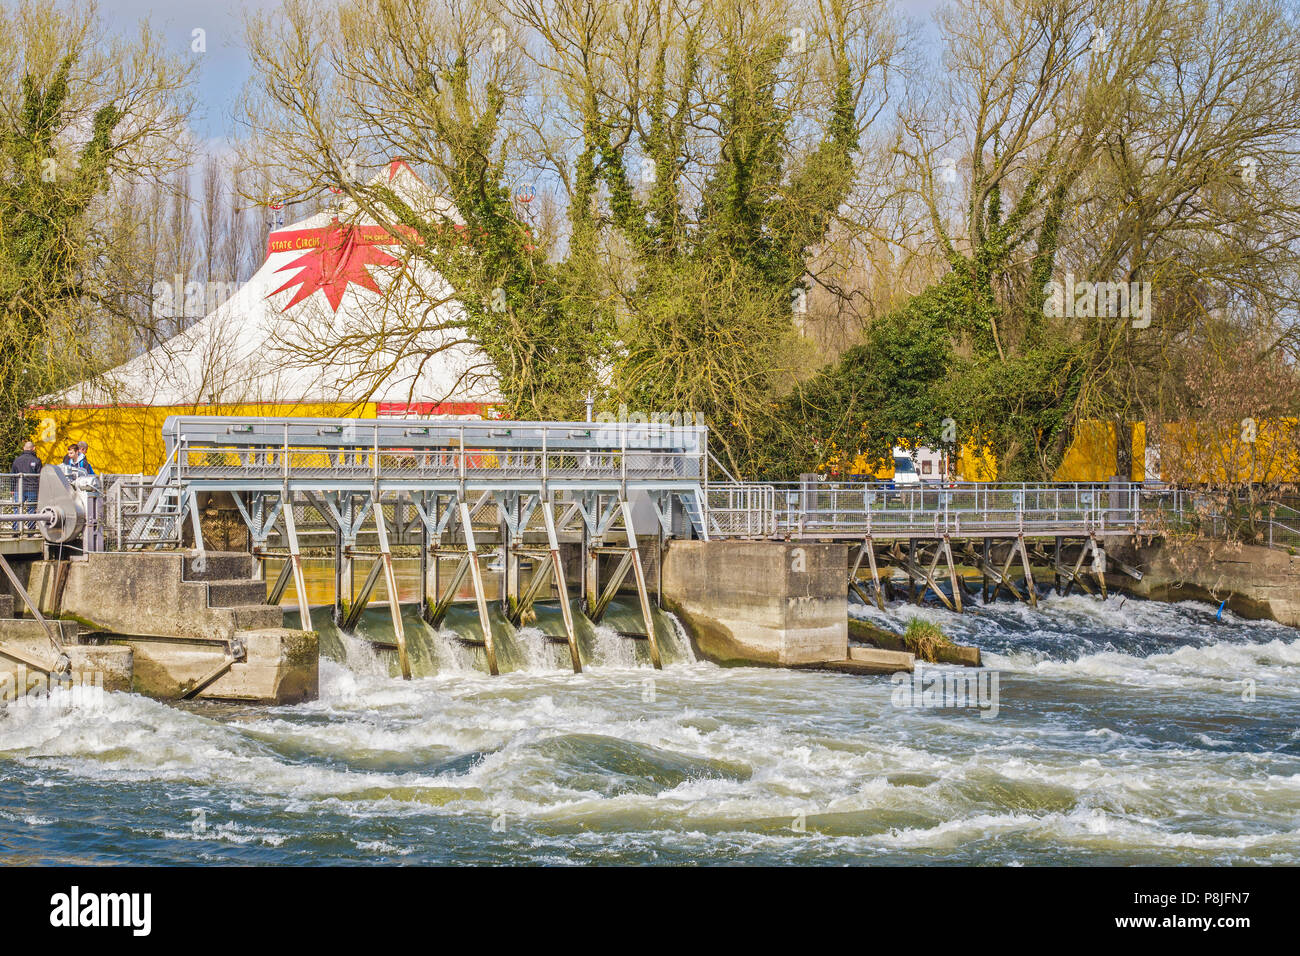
left=1, top=591, right=1297, bottom=865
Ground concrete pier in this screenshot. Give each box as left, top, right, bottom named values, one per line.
left=848, top=618, right=982, bottom=667
left=10, top=551, right=317, bottom=704
left=0, top=619, right=134, bottom=692
left=27, top=551, right=282, bottom=641
left=661, top=540, right=849, bottom=666
left=122, top=628, right=317, bottom=703
left=1111, top=538, right=1300, bottom=627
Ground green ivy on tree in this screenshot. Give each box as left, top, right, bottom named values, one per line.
left=0, top=54, right=120, bottom=462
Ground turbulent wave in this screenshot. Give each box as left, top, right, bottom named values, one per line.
left=1, top=593, right=1297, bottom=864
left=853, top=591, right=1300, bottom=684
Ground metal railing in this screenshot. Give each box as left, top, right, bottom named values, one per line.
left=706, top=483, right=777, bottom=537
left=0, top=473, right=42, bottom=540
left=164, top=416, right=708, bottom=486
left=12, top=420, right=1300, bottom=554
left=707, top=480, right=1168, bottom=539
left=1165, top=495, right=1300, bottom=552
left=699, top=479, right=1300, bottom=545
left=1264, top=518, right=1300, bottom=551
left=0, top=470, right=1210, bottom=547
left=103, top=474, right=185, bottom=550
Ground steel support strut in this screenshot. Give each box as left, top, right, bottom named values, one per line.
left=1017, top=534, right=1038, bottom=607
left=0, top=552, right=68, bottom=677
left=460, top=501, right=498, bottom=675
left=281, top=493, right=312, bottom=631
left=545, top=502, right=581, bottom=673
left=373, top=501, right=410, bottom=680
left=622, top=500, right=662, bottom=670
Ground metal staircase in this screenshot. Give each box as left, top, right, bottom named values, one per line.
left=110, top=450, right=189, bottom=550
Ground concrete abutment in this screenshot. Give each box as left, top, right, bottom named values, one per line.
left=1, top=551, right=316, bottom=705
left=661, top=540, right=851, bottom=666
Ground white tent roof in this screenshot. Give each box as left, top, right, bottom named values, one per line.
left=54, top=162, right=500, bottom=411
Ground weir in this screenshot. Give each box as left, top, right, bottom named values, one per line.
left=112, top=415, right=708, bottom=681
left=0, top=414, right=1223, bottom=702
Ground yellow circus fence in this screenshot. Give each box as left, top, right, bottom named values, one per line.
left=26, top=402, right=381, bottom=475
left=1054, top=419, right=1300, bottom=484
left=824, top=425, right=1133, bottom=483
left=832, top=419, right=1275, bottom=483
left=30, top=403, right=1296, bottom=485
left=827, top=440, right=998, bottom=481
left=956, top=443, right=998, bottom=481
left=847, top=443, right=997, bottom=481
left=1159, top=417, right=1300, bottom=484
left=1053, top=421, right=1149, bottom=482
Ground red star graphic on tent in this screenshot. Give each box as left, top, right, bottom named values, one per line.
left=269, top=222, right=401, bottom=312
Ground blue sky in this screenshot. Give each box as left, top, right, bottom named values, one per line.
left=100, top=0, right=270, bottom=139
left=97, top=0, right=947, bottom=140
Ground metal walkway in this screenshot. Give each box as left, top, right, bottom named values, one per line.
left=702, top=479, right=1175, bottom=614
left=705, top=480, right=1168, bottom=539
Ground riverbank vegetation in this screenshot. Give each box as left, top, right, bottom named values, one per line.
left=901, top=617, right=954, bottom=663
left=848, top=615, right=957, bottom=663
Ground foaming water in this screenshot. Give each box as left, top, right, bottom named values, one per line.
left=1, top=593, right=1297, bottom=865
left=316, top=596, right=696, bottom=678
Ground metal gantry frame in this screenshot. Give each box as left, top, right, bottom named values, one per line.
left=138, top=415, right=709, bottom=678
left=839, top=532, right=1136, bottom=613
left=228, top=485, right=690, bottom=677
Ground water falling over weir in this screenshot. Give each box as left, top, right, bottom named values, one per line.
left=310, top=597, right=697, bottom=679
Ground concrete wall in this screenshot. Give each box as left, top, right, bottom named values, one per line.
left=0, top=620, right=314, bottom=705
left=26, top=552, right=278, bottom=642
left=15, top=552, right=317, bottom=704
left=1111, top=538, right=1300, bottom=627
left=0, top=619, right=133, bottom=692
left=661, top=540, right=848, bottom=666
left=124, top=628, right=317, bottom=703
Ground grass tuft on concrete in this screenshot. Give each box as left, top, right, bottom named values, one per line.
left=902, top=617, right=954, bottom=663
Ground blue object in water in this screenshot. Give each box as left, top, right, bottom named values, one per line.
left=1216, top=599, right=1227, bottom=621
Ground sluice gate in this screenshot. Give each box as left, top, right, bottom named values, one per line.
left=123, top=416, right=710, bottom=678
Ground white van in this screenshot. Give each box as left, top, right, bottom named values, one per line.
left=892, top=446, right=952, bottom=485
left=891, top=447, right=921, bottom=486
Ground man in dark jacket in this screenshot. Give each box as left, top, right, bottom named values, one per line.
left=10, top=441, right=41, bottom=526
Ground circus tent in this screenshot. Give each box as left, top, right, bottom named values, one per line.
left=34, top=160, right=499, bottom=474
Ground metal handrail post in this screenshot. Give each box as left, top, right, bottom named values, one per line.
left=459, top=425, right=466, bottom=484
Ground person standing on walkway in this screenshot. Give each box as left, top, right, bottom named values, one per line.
left=69, top=441, right=95, bottom=476
left=10, top=440, right=42, bottom=528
